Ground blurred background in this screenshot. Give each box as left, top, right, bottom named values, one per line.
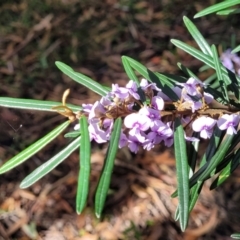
left=0, top=0, right=240, bottom=239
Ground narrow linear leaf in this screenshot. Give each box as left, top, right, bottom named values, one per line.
left=0, top=97, right=81, bottom=112
left=0, top=121, right=70, bottom=174
left=189, top=134, right=233, bottom=187
left=76, top=116, right=91, bottom=214
left=211, top=45, right=229, bottom=101
left=217, top=8, right=240, bottom=15
left=232, top=45, right=240, bottom=54
left=210, top=149, right=240, bottom=189
left=20, top=136, right=80, bottom=188
left=194, top=0, right=240, bottom=18
left=122, top=56, right=149, bottom=79
left=55, top=61, right=109, bottom=97
left=231, top=233, right=240, bottom=239
left=174, top=118, right=189, bottom=231
left=122, top=56, right=179, bottom=100
left=64, top=131, right=80, bottom=138
left=95, top=117, right=122, bottom=218
left=171, top=39, right=240, bottom=85
left=177, top=63, right=199, bottom=79
left=175, top=181, right=203, bottom=221
left=121, top=56, right=140, bottom=85
left=183, top=16, right=211, bottom=55
left=188, top=181, right=203, bottom=212
left=171, top=126, right=222, bottom=198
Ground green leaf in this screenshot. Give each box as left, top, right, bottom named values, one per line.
left=194, top=0, right=240, bottom=18
left=55, top=61, right=109, bottom=97
left=174, top=118, right=189, bottom=231
left=76, top=116, right=91, bottom=214
left=217, top=8, right=240, bottom=15
left=188, top=181, right=203, bottom=212
left=121, top=56, right=179, bottom=101
left=20, top=136, right=80, bottom=188
left=121, top=56, right=140, bottom=85
left=171, top=126, right=222, bottom=199
left=64, top=131, right=80, bottom=138
left=189, top=134, right=234, bottom=187
left=210, top=149, right=240, bottom=189
left=232, top=45, right=240, bottom=53
left=0, top=97, right=81, bottom=112
left=231, top=233, right=240, bottom=239
left=174, top=181, right=203, bottom=221
left=122, top=56, right=149, bottom=80
left=177, top=63, right=199, bottom=79
left=152, top=73, right=179, bottom=101
left=183, top=16, right=212, bottom=55
left=171, top=39, right=237, bottom=85
left=0, top=121, right=70, bottom=174
left=95, top=117, right=122, bottom=218
left=211, top=45, right=229, bottom=101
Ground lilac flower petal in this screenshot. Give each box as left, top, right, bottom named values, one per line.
left=217, top=114, right=240, bottom=135
left=151, top=96, right=164, bottom=110
left=192, top=116, right=216, bottom=139
left=124, top=113, right=150, bottom=131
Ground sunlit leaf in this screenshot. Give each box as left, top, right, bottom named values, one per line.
left=194, top=0, right=240, bottom=18
left=76, top=116, right=91, bottom=214
left=171, top=39, right=240, bottom=85
left=231, top=233, right=240, bottom=239
left=64, top=131, right=80, bottom=138
left=217, top=8, right=240, bottom=15
left=0, top=121, right=70, bottom=174
left=190, top=134, right=233, bottom=187
left=232, top=45, right=240, bottom=54
left=174, top=117, right=189, bottom=231
left=55, top=61, right=109, bottom=96
left=0, top=97, right=81, bottom=112
left=122, top=56, right=140, bottom=85
left=211, top=44, right=229, bottom=101
left=20, top=136, right=80, bottom=188
left=95, top=117, right=122, bottom=218
left=183, top=16, right=211, bottom=55
left=210, top=149, right=240, bottom=189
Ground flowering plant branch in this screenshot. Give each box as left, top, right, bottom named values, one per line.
left=0, top=4, right=240, bottom=233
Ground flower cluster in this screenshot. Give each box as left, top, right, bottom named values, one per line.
left=74, top=78, right=240, bottom=153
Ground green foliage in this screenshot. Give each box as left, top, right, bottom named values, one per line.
left=76, top=116, right=91, bottom=214
left=95, top=117, right=122, bottom=218
left=194, top=0, right=240, bottom=18
left=174, top=118, right=189, bottom=231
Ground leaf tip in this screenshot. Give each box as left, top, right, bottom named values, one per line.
left=95, top=212, right=101, bottom=219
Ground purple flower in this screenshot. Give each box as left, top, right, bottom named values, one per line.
left=126, top=80, right=140, bottom=100
left=128, top=132, right=145, bottom=153
left=111, top=84, right=129, bottom=100
left=82, top=103, right=93, bottom=113
left=178, top=77, right=204, bottom=96
left=140, top=78, right=161, bottom=91
left=88, top=101, right=106, bottom=120
left=150, top=120, right=173, bottom=144
left=221, top=49, right=240, bottom=75
left=181, top=94, right=203, bottom=112
left=119, top=132, right=128, bottom=148
left=151, top=96, right=164, bottom=110
left=124, top=113, right=150, bottom=131
left=192, top=116, right=216, bottom=139
left=88, top=119, right=109, bottom=143
left=217, top=114, right=240, bottom=135
left=139, top=107, right=160, bottom=126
